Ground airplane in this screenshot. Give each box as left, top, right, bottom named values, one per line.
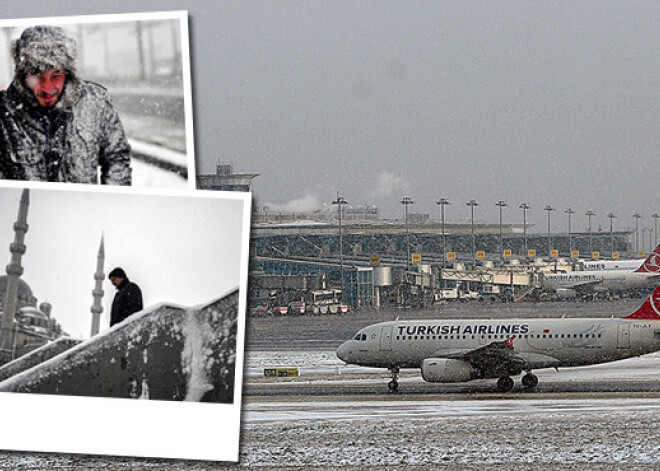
left=581, top=259, right=645, bottom=271
left=541, top=244, right=660, bottom=295
left=336, top=284, right=660, bottom=393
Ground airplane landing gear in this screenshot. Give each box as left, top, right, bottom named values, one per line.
left=388, top=367, right=400, bottom=393
left=496, top=375, right=514, bottom=392
left=522, top=371, right=539, bottom=390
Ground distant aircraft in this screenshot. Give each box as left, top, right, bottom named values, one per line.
left=541, top=244, right=660, bottom=295
left=336, top=284, right=660, bottom=392
left=581, top=259, right=644, bottom=271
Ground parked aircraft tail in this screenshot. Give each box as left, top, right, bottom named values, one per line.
left=624, top=284, right=660, bottom=320
left=634, top=244, right=660, bottom=273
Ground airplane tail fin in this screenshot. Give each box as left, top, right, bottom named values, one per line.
left=634, top=244, right=660, bottom=273
left=624, top=284, right=660, bottom=320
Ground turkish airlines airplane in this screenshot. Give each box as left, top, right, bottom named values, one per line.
left=542, top=244, right=660, bottom=294
left=336, top=284, right=660, bottom=392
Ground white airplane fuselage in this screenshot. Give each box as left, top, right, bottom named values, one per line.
left=337, top=317, right=660, bottom=374
left=542, top=270, right=658, bottom=292
left=582, top=260, right=644, bottom=271
left=542, top=245, right=660, bottom=293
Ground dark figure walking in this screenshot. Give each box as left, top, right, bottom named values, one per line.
left=108, top=267, right=143, bottom=327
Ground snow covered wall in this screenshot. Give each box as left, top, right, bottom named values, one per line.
left=0, top=338, right=82, bottom=383
left=0, top=289, right=239, bottom=402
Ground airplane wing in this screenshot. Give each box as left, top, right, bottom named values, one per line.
left=432, top=339, right=561, bottom=373
left=431, top=339, right=528, bottom=377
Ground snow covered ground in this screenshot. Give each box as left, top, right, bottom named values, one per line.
left=234, top=349, right=660, bottom=467
left=132, top=157, right=187, bottom=188
left=239, top=397, right=660, bottom=468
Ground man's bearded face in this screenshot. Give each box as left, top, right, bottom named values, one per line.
left=25, top=68, right=66, bottom=108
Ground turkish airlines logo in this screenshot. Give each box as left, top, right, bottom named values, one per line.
left=651, top=289, right=660, bottom=316
left=641, top=253, right=660, bottom=273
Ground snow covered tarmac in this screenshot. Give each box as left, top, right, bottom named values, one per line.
left=235, top=348, right=660, bottom=467
left=239, top=395, right=660, bottom=468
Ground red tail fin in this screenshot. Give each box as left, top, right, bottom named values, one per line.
left=625, top=285, right=660, bottom=320
left=634, top=244, right=660, bottom=273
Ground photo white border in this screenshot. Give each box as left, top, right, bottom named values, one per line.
left=0, top=180, right=251, bottom=462
left=0, top=11, right=197, bottom=191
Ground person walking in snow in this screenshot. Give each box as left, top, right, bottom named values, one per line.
left=108, top=267, right=143, bottom=327
left=0, top=25, right=132, bottom=184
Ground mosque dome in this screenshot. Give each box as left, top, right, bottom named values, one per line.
left=17, top=306, right=47, bottom=319
left=0, top=275, right=34, bottom=300
left=39, top=302, right=52, bottom=318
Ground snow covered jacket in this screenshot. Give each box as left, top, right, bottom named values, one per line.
left=110, top=278, right=143, bottom=327
left=0, top=80, right=132, bottom=184
left=0, top=25, right=131, bottom=184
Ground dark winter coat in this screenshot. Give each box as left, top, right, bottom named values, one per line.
left=0, top=81, right=132, bottom=184
left=110, top=278, right=143, bottom=327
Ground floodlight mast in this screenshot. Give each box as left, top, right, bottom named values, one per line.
left=400, top=196, right=414, bottom=271
left=332, top=194, right=348, bottom=303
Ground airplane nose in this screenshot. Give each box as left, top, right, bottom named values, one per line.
left=336, top=341, right=351, bottom=362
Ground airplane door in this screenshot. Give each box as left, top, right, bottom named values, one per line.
left=617, top=323, right=630, bottom=349
left=379, top=326, right=393, bottom=351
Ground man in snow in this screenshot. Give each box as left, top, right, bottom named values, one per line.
left=108, top=267, right=143, bottom=327
left=0, top=25, right=132, bottom=184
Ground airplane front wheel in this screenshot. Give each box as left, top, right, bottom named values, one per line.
left=388, top=380, right=399, bottom=393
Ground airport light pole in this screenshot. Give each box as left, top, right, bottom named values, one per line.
left=544, top=205, right=555, bottom=259
left=467, top=200, right=479, bottom=265
left=650, top=228, right=654, bottom=254
left=585, top=210, right=595, bottom=257
left=496, top=200, right=507, bottom=263
left=633, top=213, right=642, bottom=254
left=652, top=214, right=659, bottom=248
left=436, top=198, right=450, bottom=267
left=643, top=228, right=648, bottom=254
left=332, top=194, right=348, bottom=303
left=519, top=203, right=530, bottom=257
left=565, top=208, right=575, bottom=257
left=401, top=196, right=414, bottom=271
left=607, top=213, right=616, bottom=257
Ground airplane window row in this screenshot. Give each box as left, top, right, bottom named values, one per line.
left=395, top=333, right=603, bottom=341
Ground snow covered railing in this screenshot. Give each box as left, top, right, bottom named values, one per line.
left=0, top=289, right=238, bottom=402
left=0, top=338, right=81, bottom=383
left=128, top=138, right=188, bottom=178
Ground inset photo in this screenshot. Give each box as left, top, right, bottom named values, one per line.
left=0, top=12, right=194, bottom=189
left=0, top=185, right=250, bottom=461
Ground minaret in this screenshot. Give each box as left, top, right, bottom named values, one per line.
left=90, top=235, right=105, bottom=336
left=1, top=189, right=29, bottom=362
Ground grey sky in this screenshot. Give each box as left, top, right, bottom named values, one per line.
left=0, top=187, right=247, bottom=339
left=3, top=1, right=660, bottom=233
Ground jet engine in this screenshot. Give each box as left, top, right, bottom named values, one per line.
left=420, top=358, right=476, bottom=383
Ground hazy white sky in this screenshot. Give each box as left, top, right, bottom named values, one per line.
left=2, top=1, right=660, bottom=233
left=0, top=186, right=247, bottom=339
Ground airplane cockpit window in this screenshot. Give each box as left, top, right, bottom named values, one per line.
left=354, top=333, right=368, bottom=341
left=654, top=330, right=660, bottom=340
